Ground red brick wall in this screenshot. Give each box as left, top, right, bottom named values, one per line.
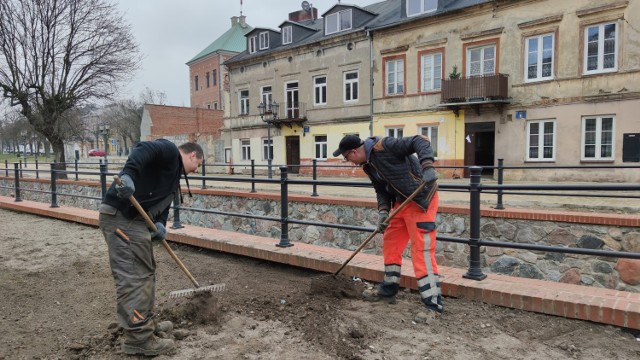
left=145, top=104, right=224, bottom=139
left=189, top=53, right=235, bottom=109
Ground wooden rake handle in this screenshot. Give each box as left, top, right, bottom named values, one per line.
left=113, top=175, right=200, bottom=288
left=333, top=181, right=438, bottom=276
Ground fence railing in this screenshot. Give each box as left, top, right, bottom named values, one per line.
left=1, top=163, right=640, bottom=283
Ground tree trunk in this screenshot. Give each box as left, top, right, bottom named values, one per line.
left=51, top=139, right=68, bottom=180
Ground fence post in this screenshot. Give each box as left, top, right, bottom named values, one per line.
left=50, top=162, right=59, bottom=208
left=201, top=160, right=207, bottom=189
left=495, top=158, right=505, bottom=210
left=19, top=160, right=23, bottom=178
left=311, top=159, right=319, bottom=197
left=13, top=163, right=22, bottom=202
left=276, top=166, right=293, bottom=248
left=463, top=166, right=487, bottom=280
left=100, top=163, right=108, bottom=200
left=250, top=160, right=256, bottom=193
left=171, top=191, right=184, bottom=229
left=35, top=159, right=39, bottom=179
left=74, top=159, right=79, bottom=181
left=5, top=160, right=8, bottom=177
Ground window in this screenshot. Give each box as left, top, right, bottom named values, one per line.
left=261, top=86, right=272, bottom=107
left=525, top=33, right=554, bottom=82
left=387, top=127, right=404, bottom=138
left=325, top=9, right=352, bottom=35
left=239, top=90, right=249, bottom=115
left=259, top=31, right=269, bottom=50
left=285, top=82, right=299, bottom=119
left=344, top=71, right=358, bottom=102
left=526, top=120, right=555, bottom=161
left=206, top=72, right=210, bottom=88
left=314, top=76, right=327, bottom=105
left=213, top=102, right=218, bottom=110
left=467, top=44, right=496, bottom=77
left=241, top=139, right=251, bottom=161
left=194, top=75, right=199, bottom=91
left=212, top=69, right=217, bottom=86
left=407, top=0, right=438, bottom=17
left=420, top=126, right=439, bottom=157
left=248, top=36, right=257, bottom=54
left=582, top=116, right=614, bottom=160
left=385, top=58, right=405, bottom=96
left=315, top=135, right=328, bottom=159
left=262, top=138, right=273, bottom=161
left=282, top=26, right=292, bottom=44
left=420, top=51, right=442, bottom=92
left=584, top=22, right=618, bottom=74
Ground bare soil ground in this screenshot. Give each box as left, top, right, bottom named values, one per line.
left=1, top=208, right=639, bottom=360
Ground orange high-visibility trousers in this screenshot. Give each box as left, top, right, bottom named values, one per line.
left=382, top=192, right=442, bottom=312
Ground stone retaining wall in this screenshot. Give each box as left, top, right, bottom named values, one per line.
left=1, top=177, right=638, bottom=292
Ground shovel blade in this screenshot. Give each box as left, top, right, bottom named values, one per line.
left=168, top=283, right=226, bottom=299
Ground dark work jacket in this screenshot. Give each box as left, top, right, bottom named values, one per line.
left=102, top=139, right=184, bottom=224
left=362, top=135, right=435, bottom=212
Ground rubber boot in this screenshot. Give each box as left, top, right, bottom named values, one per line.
left=122, top=335, right=176, bottom=356
left=362, top=283, right=398, bottom=304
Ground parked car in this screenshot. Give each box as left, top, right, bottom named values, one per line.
left=88, top=149, right=106, bottom=157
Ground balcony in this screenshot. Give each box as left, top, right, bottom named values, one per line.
left=440, top=74, right=510, bottom=115
left=272, top=102, right=307, bottom=128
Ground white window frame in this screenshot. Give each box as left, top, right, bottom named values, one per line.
left=239, top=90, right=249, bottom=115
left=259, top=31, right=269, bottom=50
left=583, top=22, right=618, bottom=75
left=248, top=36, right=257, bottom=54
left=325, top=9, right=352, bottom=35
left=386, top=127, right=404, bottom=138
left=525, top=33, right=554, bottom=82
left=241, top=139, right=251, bottom=161
left=467, top=44, right=496, bottom=77
left=421, top=52, right=442, bottom=92
left=385, top=59, right=405, bottom=96
left=419, top=125, right=439, bottom=158
left=314, top=135, right=328, bottom=160
left=526, top=120, right=556, bottom=161
left=343, top=71, right=359, bottom=102
left=581, top=116, right=615, bottom=160
left=282, top=26, right=292, bottom=45
left=262, top=138, right=272, bottom=161
left=260, top=86, right=272, bottom=108
left=407, top=0, right=438, bottom=17
left=313, top=76, right=327, bottom=106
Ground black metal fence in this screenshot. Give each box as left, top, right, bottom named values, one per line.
left=1, top=160, right=639, bottom=282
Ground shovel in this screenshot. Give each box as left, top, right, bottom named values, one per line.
left=113, top=175, right=225, bottom=298
left=333, top=181, right=438, bottom=276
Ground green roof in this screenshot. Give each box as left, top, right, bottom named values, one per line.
left=187, top=22, right=253, bottom=64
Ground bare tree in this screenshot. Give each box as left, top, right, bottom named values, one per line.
left=0, top=0, right=140, bottom=173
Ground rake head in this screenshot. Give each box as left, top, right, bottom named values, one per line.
left=168, top=283, right=226, bottom=299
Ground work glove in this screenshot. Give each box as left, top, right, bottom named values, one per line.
left=421, top=166, right=438, bottom=185
left=150, top=222, right=167, bottom=241
left=116, top=174, right=135, bottom=199
left=376, top=210, right=389, bottom=233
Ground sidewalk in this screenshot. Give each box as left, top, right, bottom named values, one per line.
left=1, top=196, right=639, bottom=330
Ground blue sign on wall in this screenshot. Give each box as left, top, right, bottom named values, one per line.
left=515, top=111, right=527, bottom=119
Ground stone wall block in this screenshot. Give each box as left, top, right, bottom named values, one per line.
left=518, top=264, right=544, bottom=279
left=621, top=232, right=640, bottom=253
left=547, top=228, right=577, bottom=246
left=498, top=222, right=517, bottom=240
left=490, top=255, right=520, bottom=274
left=616, top=259, right=640, bottom=285
left=577, top=234, right=604, bottom=249
left=480, top=221, right=500, bottom=238
left=559, top=268, right=581, bottom=284
left=515, top=225, right=546, bottom=243
left=602, top=235, right=622, bottom=251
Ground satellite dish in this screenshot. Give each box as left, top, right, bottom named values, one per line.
left=301, top=1, right=311, bottom=12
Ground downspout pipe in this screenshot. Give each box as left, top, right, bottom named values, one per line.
left=367, top=28, right=374, bottom=137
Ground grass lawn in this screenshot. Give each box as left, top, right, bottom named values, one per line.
left=0, top=153, right=55, bottom=163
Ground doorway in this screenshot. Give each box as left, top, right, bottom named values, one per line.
left=464, top=122, right=495, bottom=177
left=286, top=136, right=300, bottom=174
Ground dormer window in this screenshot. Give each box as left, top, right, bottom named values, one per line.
left=259, top=31, right=269, bottom=50
left=282, top=26, right=292, bottom=45
left=407, top=0, right=438, bottom=17
left=248, top=36, right=257, bottom=54
left=325, top=9, right=352, bottom=35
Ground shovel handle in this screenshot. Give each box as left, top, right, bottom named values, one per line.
left=113, top=175, right=200, bottom=288
left=333, top=181, right=438, bottom=276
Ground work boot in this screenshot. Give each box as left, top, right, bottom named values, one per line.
left=122, top=335, right=176, bottom=356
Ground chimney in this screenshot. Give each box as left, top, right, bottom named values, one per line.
left=231, top=16, right=238, bottom=27
left=288, top=7, right=317, bottom=22
left=239, top=15, right=247, bottom=28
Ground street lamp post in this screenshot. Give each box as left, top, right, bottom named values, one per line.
left=258, top=101, right=279, bottom=179
left=98, top=123, right=110, bottom=161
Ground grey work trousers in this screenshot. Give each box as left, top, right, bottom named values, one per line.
left=99, top=204, right=156, bottom=343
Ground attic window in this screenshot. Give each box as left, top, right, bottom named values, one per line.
left=282, top=26, right=292, bottom=45
left=248, top=36, right=257, bottom=54
left=259, top=32, right=269, bottom=50
left=407, top=0, right=438, bottom=17
left=325, top=9, right=352, bottom=35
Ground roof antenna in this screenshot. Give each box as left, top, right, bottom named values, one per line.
left=240, top=0, right=243, bottom=16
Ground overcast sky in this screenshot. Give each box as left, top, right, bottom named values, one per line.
left=114, top=0, right=375, bottom=107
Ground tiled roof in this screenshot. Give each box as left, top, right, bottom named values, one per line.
left=187, top=22, right=254, bottom=65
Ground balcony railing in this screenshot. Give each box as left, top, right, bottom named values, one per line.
left=441, top=74, right=509, bottom=103
left=273, top=102, right=307, bottom=128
